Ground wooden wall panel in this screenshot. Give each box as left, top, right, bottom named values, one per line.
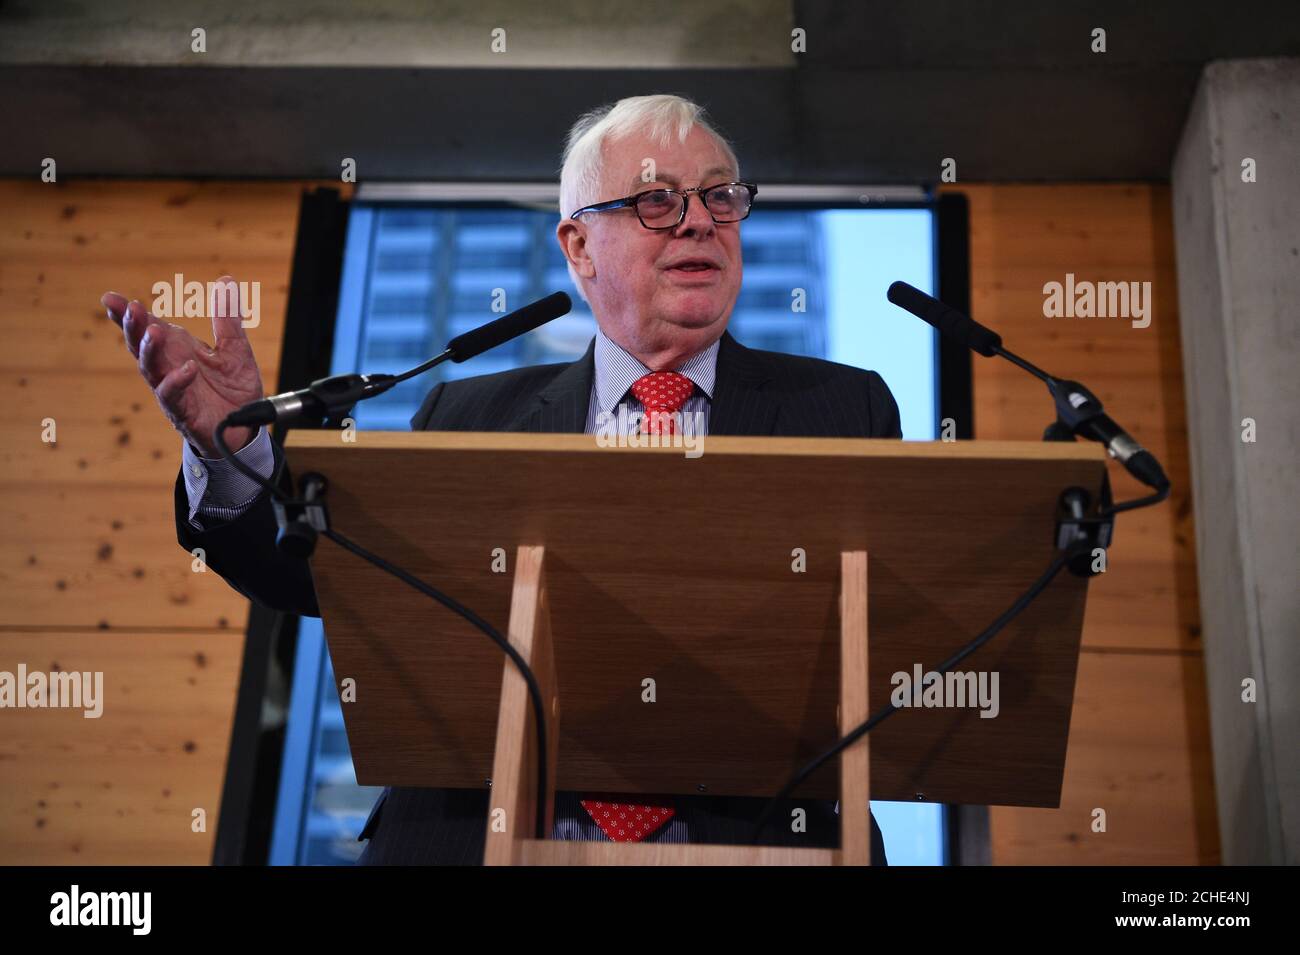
left=0, top=631, right=242, bottom=864
left=991, top=651, right=1219, bottom=864
left=956, top=184, right=1219, bottom=864
left=963, top=185, right=1198, bottom=654
left=0, top=179, right=307, bottom=863
left=1, top=177, right=1218, bottom=866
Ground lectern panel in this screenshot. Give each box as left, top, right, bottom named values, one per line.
left=286, top=432, right=1104, bottom=806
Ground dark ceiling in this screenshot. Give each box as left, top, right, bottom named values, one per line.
left=3, top=1, right=1298, bottom=183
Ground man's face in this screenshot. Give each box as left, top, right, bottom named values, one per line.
left=559, top=125, right=744, bottom=367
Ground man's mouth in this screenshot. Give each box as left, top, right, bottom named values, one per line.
left=664, top=258, right=722, bottom=275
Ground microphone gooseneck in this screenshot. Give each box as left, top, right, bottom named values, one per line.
left=886, top=281, right=1169, bottom=493
left=223, top=291, right=574, bottom=430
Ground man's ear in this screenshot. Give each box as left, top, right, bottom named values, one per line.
left=556, top=219, right=596, bottom=280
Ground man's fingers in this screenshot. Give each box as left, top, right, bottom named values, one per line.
left=156, top=359, right=198, bottom=410
left=137, top=319, right=173, bottom=388
left=102, top=291, right=129, bottom=327
left=121, top=300, right=160, bottom=359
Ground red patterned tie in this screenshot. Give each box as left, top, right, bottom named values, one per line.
left=578, top=372, right=691, bottom=840
left=630, top=371, right=693, bottom=435
left=579, top=795, right=675, bottom=842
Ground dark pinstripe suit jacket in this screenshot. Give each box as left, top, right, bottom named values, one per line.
left=175, top=330, right=902, bottom=865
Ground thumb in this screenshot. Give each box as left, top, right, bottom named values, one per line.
left=208, top=275, right=251, bottom=352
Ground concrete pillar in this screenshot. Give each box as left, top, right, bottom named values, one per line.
left=1172, top=58, right=1300, bottom=865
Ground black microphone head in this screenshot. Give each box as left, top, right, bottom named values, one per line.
left=447, top=291, right=572, bottom=362
left=886, top=280, right=930, bottom=314
left=887, top=281, right=1002, bottom=357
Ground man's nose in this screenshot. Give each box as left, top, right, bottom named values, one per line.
left=674, top=192, right=716, bottom=237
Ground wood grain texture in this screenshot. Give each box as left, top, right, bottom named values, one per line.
left=959, top=184, right=1200, bottom=655
left=0, top=179, right=312, bottom=863
left=838, top=550, right=871, bottom=866
left=990, top=650, right=1219, bottom=864
left=953, top=183, right=1218, bottom=864
left=502, top=549, right=875, bottom=866
left=0, top=630, right=242, bottom=864
left=484, top=545, right=558, bottom=865
left=0, top=179, right=301, bottom=630
left=289, top=430, right=1105, bottom=807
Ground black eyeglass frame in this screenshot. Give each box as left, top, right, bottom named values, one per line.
left=569, top=181, right=758, bottom=230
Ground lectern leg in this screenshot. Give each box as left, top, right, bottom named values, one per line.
left=484, top=546, right=865, bottom=867
left=483, top=544, right=560, bottom=866
left=838, top=550, right=872, bottom=866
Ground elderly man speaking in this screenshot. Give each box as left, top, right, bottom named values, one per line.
left=103, top=94, right=901, bottom=865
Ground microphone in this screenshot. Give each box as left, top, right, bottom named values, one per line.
left=887, top=281, right=1002, bottom=356
left=225, top=372, right=395, bottom=428
left=1046, top=379, right=1170, bottom=491
left=226, top=291, right=573, bottom=428
left=886, top=281, right=1169, bottom=492
left=446, top=291, right=571, bottom=362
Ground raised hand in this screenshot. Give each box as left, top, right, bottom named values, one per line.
left=103, top=275, right=265, bottom=458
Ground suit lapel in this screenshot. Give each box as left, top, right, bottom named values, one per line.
left=507, top=331, right=778, bottom=436
left=509, top=337, right=595, bottom=434
left=708, top=331, right=780, bottom=436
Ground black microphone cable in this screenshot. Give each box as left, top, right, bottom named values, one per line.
left=213, top=416, right=291, bottom=504
left=750, top=539, right=1093, bottom=843
left=320, top=525, right=551, bottom=842
left=887, top=281, right=1173, bottom=510
left=772, top=282, right=1177, bottom=849
left=214, top=418, right=551, bottom=840
left=206, top=293, right=573, bottom=841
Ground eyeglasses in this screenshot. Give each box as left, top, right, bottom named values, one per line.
left=570, top=181, right=758, bottom=230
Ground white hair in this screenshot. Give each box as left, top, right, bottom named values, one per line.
left=558, top=94, right=740, bottom=299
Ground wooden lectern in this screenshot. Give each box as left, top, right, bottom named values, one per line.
left=284, top=432, right=1107, bottom=866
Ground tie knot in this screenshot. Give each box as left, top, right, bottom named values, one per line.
left=630, top=371, right=694, bottom=414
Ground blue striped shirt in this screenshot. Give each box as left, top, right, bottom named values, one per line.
left=585, top=326, right=717, bottom=435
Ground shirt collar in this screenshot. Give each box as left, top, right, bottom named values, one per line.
left=593, top=326, right=719, bottom=416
